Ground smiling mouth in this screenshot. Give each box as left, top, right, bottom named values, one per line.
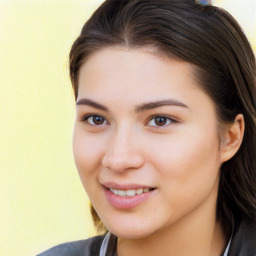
left=108, top=187, right=155, bottom=197
left=104, top=184, right=157, bottom=209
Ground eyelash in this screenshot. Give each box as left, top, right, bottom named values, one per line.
left=81, top=114, right=109, bottom=126
left=147, top=115, right=178, bottom=127
left=81, top=114, right=178, bottom=127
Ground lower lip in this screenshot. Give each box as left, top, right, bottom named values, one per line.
left=104, top=187, right=156, bottom=210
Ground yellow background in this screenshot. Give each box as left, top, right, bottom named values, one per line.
left=1, top=0, right=255, bottom=255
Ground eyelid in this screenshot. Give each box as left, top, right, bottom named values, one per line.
left=146, top=115, right=179, bottom=127
left=80, top=113, right=110, bottom=125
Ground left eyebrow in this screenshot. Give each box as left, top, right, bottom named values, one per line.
left=135, top=99, right=189, bottom=113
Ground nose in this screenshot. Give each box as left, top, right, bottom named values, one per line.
left=101, top=127, right=144, bottom=172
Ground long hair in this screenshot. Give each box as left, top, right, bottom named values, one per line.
left=69, top=0, right=256, bottom=231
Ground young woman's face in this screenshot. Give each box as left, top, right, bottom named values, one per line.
left=73, top=47, right=225, bottom=239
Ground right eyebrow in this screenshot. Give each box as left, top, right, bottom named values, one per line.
left=135, top=99, right=189, bottom=112
left=76, top=98, right=108, bottom=112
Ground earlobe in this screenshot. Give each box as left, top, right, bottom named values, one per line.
left=220, top=114, right=245, bottom=163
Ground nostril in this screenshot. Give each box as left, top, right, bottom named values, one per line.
left=101, top=134, right=145, bottom=172
left=101, top=151, right=144, bottom=172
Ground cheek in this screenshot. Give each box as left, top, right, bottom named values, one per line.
left=72, top=127, right=105, bottom=183
left=147, top=128, right=221, bottom=192
left=148, top=132, right=221, bottom=221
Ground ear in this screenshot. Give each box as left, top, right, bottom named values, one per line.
left=220, top=114, right=245, bottom=163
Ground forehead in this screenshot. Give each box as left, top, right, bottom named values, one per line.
left=78, top=47, right=200, bottom=99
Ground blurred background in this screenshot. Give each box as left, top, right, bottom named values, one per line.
left=0, top=0, right=255, bottom=255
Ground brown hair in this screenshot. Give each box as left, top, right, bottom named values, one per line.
left=69, top=0, right=256, bottom=231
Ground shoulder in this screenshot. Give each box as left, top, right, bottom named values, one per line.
left=228, top=215, right=256, bottom=255
left=37, top=234, right=105, bottom=256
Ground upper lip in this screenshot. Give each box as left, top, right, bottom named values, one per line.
left=102, top=182, right=155, bottom=190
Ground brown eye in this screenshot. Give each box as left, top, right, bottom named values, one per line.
left=148, top=116, right=173, bottom=127
left=86, top=115, right=107, bottom=125
left=155, top=117, right=168, bottom=126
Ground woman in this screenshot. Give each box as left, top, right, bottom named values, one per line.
left=38, top=0, right=256, bottom=255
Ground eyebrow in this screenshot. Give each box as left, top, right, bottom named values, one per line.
left=135, top=99, right=189, bottom=112
left=76, top=98, right=189, bottom=112
left=76, top=98, right=109, bottom=111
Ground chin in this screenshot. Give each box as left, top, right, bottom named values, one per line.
left=110, top=229, right=153, bottom=240
left=104, top=220, right=159, bottom=240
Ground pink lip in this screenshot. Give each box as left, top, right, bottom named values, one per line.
left=103, top=184, right=156, bottom=210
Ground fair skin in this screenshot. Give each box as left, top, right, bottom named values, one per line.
left=73, top=47, right=244, bottom=256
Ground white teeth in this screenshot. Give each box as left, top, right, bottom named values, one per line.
left=110, top=188, right=119, bottom=195
left=136, top=188, right=143, bottom=195
left=119, top=190, right=127, bottom=197
left=127, top=190, right=136, bottom=196
left=109, top=188, right=153, bottom=197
